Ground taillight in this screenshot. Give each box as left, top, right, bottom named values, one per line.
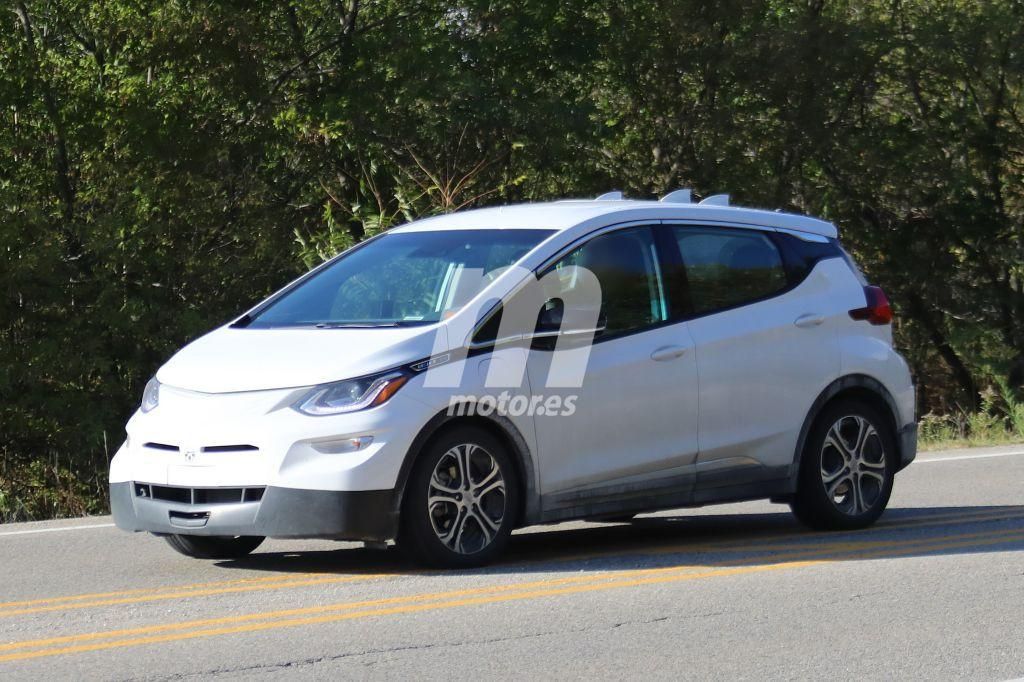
left=849, top=286, right=892, bottom=325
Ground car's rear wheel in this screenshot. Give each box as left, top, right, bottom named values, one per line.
left=399, top=426, right=519, bottom=568
left=790, top=400, right=895, bottom=531
left=163, top=534, right=264, bottom=559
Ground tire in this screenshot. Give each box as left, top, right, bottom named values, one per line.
left=164, top=534, right=265, bottom=559
left=399, top=426, right=519, bottom=568
left=790, top=399, right=896, bottom=531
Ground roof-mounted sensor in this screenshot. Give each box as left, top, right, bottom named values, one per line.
left=659, top=189, right=692, bottom=204
left=699, top=194, right=730, bottom=206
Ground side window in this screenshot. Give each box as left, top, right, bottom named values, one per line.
left=671, top=227, right=787, bottom=314
left=543, top=226, right=668, bottom=337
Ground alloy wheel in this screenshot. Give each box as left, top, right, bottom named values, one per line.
left=427, top=443, right=507, bottom=554
left=820, top=415, right=887, bottom=516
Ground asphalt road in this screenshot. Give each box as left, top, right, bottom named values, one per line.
left=2, top=444, right=1024, bottom=680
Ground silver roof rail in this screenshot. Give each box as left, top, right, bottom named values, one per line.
left=659, top=189, right=692, bottom=204
left=699, top=194, right=730, bottom=206
left=595, top=191, right=624, bottom=200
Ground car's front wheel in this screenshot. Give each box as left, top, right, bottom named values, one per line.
left=790, top=400, right=896, bottom=531
left=399, top=426, right=519, bottom=568
left=163, top=534, right=264, bottom=559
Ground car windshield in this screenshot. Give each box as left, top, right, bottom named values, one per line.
left=244, top=229, right=553, bottom=328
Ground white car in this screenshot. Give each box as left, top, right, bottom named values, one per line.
left=110, top=191, right=917, bottom=567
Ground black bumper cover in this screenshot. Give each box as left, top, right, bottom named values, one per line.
left=110, top=482, right=398, bottom=542
left=897, top=422, right=918, bottom=471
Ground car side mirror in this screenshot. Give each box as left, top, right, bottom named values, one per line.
left=535, top=298, right=606, bottom=338
left=535, top=298, right=564, bottom=334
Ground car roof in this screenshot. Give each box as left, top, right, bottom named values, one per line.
left=389, top=198, right=838, bottom=239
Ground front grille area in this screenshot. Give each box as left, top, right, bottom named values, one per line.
left=134, top=483, right=265, bottom=505
left=143, top=442, right=179, bottom=452
left=141, top=442, right=259, bottom=454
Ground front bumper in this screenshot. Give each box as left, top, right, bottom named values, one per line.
left=897, top=422, right=918, bottom=471
left=110, top=482, right=398, bottom=542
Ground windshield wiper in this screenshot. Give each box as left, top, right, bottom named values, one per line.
left=313, top=322, right=399, bottom=329
left=312, top=320, right=433, bottom=328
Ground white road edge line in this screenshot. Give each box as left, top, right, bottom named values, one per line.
left=0, top=523, right=115, bottom=537
left=916, top=450, right=1024, bottom=464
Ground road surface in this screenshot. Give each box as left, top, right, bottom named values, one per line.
left=2, top=444, right=1024, bottom=680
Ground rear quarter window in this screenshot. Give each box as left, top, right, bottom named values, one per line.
left=772, top=233, right=846, bottom=284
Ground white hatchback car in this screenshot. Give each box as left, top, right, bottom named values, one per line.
left=110, top=192, right=917, bottom=567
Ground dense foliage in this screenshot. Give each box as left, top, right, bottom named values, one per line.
left=2, top=0, right=1023, bottom=519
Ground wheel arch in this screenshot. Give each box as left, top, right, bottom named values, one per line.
left=392, top=406, right=540, bottom=528
left=790, top=374, right=906, bottom=487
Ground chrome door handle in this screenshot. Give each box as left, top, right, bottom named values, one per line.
left=794, top=313, right=825, bottom=328
left=650, top=345, right=688, bottom=362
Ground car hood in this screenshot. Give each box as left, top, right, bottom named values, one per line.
left=156, top=325, right=448, bottom=393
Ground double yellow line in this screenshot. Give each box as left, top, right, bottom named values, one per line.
left=2, top=524, right=1022, bottom=663
left=0, top=572, right=392, bottom=618
left=1, top=506, right=1021, bottom=620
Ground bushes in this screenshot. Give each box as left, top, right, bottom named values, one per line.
left=0, top=454, right=107, bottom=523
left=919, top=383, right=1024, bottom=451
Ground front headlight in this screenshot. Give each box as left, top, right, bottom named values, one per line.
left=292, top=370, right=409, bottom=416
left=140, top=377, right=160, bottom=413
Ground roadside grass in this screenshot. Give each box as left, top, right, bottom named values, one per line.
left=0, top=457, right=107, bottom=523
left=918, top=381, right=1024, bottom=451
left=918, top=418, right=1024, bottom=451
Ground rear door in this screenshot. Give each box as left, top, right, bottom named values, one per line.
left=666, top=224, right=839, bottom=499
